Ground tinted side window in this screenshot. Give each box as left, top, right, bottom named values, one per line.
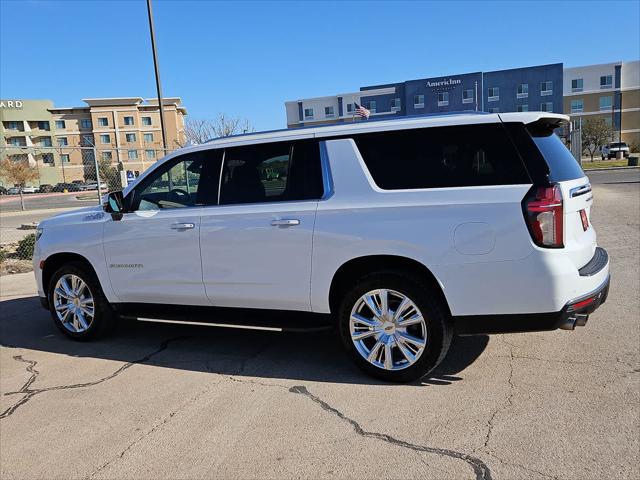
left=530, top=131, right=585, bottom=182
left=130, top=149, right=222, bottom=210
left=352, top=124, right=531, bottom=190
left=219, top=141, right=323, bottom=205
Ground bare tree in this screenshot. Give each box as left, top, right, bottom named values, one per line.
left=0, top=158, right=39, bottom=211
left=582, top=118, right=613, bottom=161
left=180, top=114, right=254, bottom=147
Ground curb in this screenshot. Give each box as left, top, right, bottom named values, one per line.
left=583, top=166, right=640, bottom=172
left=0, top=207, right=80, bottom=218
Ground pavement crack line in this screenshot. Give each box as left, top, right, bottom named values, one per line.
left=289, top=385, right=492, bottom=480
left=85, top=381, right=220, bottom=479
left=480, top=338, right=517, bottom=452
left=0, top=336, right=188, bottom=420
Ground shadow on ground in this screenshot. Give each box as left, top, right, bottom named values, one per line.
left=0, top=296, right=488, bottom=386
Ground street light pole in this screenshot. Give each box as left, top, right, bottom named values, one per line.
left=146, top=0, right=168, bottom=154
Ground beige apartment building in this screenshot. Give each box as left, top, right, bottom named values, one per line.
left=563, top=61, right=640, bottom=148
left=1, top=97, right=187, bottom=186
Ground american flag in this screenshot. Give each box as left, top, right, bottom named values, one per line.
left=354, top=102, right=370, bottom=119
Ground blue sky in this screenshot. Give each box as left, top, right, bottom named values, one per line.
left=1, top=0, right=639, bottom=131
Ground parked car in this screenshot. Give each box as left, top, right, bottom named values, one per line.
left=21, top=185, right=38, bottom=194
left=39, top=184, right=54, bottom=193
left=0, top=186, right=7, bottom=195
left=84, top=182, right=108, bottom=191
left=601, top=142, right=630, bottom=159
left=52, top=183, right=81, bottom=192
left=6, top=186, right=21, bottom=195
left=33, top=112, right=610, bottom=382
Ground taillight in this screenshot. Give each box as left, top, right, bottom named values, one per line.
left=523, top=185, right=564, bottom=248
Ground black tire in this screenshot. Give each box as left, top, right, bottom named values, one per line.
left=337, top=271, right=452, bottom=383
left=47, top=261, right=115, bottom=340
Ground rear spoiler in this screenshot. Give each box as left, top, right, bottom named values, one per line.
left=499, top=112, right=569, bottom=136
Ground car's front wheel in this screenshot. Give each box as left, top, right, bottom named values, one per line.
left=338, top=271, right=452, bottom=382
left=48, top=262, right=115, bottom=340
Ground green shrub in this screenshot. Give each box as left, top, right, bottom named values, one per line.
left=16, top=233, right=36, bottom=260
left=0, top=247, right=7, bottom=263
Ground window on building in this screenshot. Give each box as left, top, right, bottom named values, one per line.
left=437, top=92, right=449, bottom=107
left=145, top=149, right=156, bottom=159
left=599, top=96, right=613, bottom=110
left=142, top=116, right=152, bottom=126
left=368, top=101, right=376, bottom=113
left=9, top=137, right=26, bottom=146
left=219, top=140, right=323, bottom=205
left=98, top=117, right=108, bottom=127
left=144, top=133, right=153, bottom=143
left=571, top=78, right=583, bottom=92
left=80, top=119, right=92, bottom=129
left=100, top=134, right=110, bottom=144
left=41, top=137, right=52, bottom=147
left=517, top=104, right=529, bottom=112
left=604, top=117, right=613, bottom=127
left=488, top=87, right=499, bottom=101
left=325, top=106, right=335, bottom=118
left=540, top=81, right=553, bottom=96
left=517, top=83, right=528, bottom=98
left=42, top=153, right=54, bottom=164
left=571, top=99, right=584, bottom=113
left=60, top=154, right=70, bottom=163
left=352, top=124, right=530, bottom=190
left=488, top=107, right=500, bottom=113
left=600, top=75, right=613, bottom=88
left=304, top=108, right=314, bottom=119
left=38, top=121, right=50, bottom=131
left=7, top=121, right=20, bottom=130
left=102, top=151, right=113, bottom=161
left=124, top=116, right=135, bottom=126
left=391, top=98, right=401, bottom=112
left=126, top=133, right=136, bottom=142
left=346, top=103, right=354, bottom=113
left=55, top=120, right=66, bottom=129
left=82, top=134, right=94, bottom=145
left=128, top=150, right=138, bottom=160
left=540, top=102, right=553, bottom=112
left=414, top=95, right=425, bottom=108
left=462, top=89, right=474, bottom=104
left=57, top=137, right=68, bottom=147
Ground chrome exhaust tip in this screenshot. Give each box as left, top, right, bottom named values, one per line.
left=559, top=317, right=577, bottom=331
left=574, top=314, right=589, bottom=327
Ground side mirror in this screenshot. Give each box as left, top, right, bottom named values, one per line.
left=104, top=191, right=125, bottom=220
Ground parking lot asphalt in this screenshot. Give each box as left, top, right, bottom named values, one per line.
left=0, top=180, right=638, bottom=480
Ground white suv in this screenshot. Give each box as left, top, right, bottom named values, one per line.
left=601, top=142, right=630, bottom=160
left=33, top=112, right=610, bottom=382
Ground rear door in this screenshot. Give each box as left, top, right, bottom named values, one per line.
left=199, top=140, right=324, bottom=311
left=529, top=127, right=596, bottom=269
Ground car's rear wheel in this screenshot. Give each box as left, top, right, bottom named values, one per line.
left=338, top=271, right=452, bottom=382
left=48, top=262, right=115, bottom=340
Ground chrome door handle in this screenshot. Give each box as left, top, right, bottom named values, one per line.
left=171, top=222, right=195, bottom=230
left=271, top=219, right=300, bottom=227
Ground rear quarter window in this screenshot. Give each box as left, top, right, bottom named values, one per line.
left=530, top=130, right=585, bottom=183
left=352, top=124, right=531, bottom=190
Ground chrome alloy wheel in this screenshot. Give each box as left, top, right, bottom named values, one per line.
left=349, top=289, right=428, bottom=371
left=52, top=274, right=95, bottom=333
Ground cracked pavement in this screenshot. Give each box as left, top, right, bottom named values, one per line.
left=1, top=175, right=638, bottom=479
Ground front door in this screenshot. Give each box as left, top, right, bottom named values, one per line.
left=200, top=140, right=324, bottom=311
left=103, top=150, right=221, bottom=305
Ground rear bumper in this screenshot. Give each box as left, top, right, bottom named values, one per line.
left=453, top=259, right=611, bottom=335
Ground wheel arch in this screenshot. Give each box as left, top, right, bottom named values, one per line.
left=328, top=255, right=451, bottom=316
left=42, top=252, right=98, bottom=297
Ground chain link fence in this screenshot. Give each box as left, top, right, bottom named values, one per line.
left=0, top=146, right=174, bottom=275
